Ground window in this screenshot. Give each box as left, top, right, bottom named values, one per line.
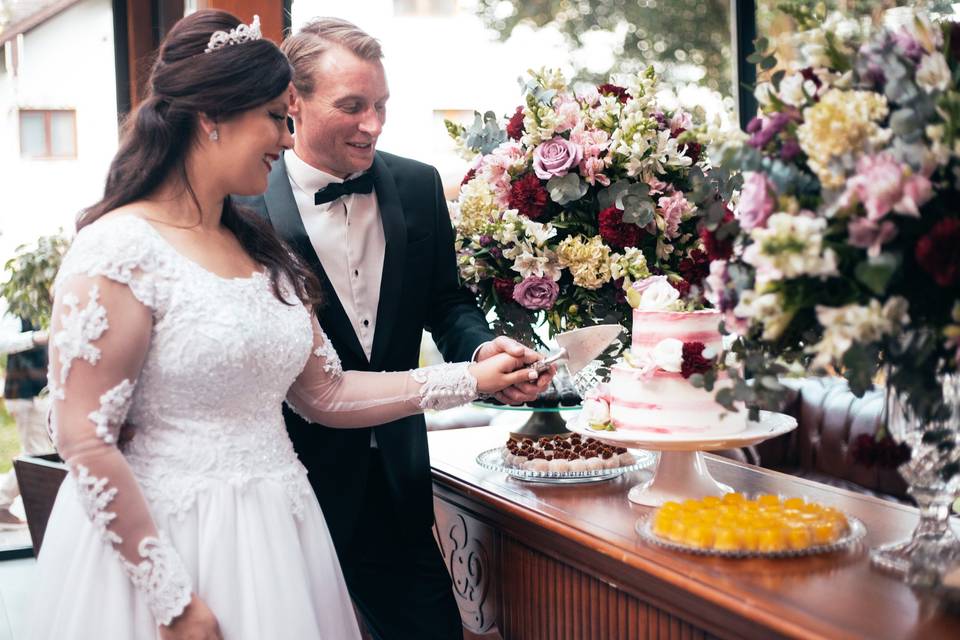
left=19, top=110, right=77, bottom=159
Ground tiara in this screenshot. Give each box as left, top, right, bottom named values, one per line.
left=204, top=15, right=262, bottom=53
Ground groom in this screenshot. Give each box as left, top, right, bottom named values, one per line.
left=237, top=17, right=551, bottom=640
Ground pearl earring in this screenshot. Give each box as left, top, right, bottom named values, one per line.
left=209, top=129, right=219, bottom=141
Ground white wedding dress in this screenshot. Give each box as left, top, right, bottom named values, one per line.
left=31, top=215, right=479, bottom=639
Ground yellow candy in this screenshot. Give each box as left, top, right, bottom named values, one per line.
left=701, top=496, right=722, bottom=508
left=722, top=492, right=746, bottom=505
left=757, top=527, right=788, bottom=552
left=684, top=524, right=714, bottom=549
left=714, top=528, right=740, bottom=551
left=740, top=527, right=759, bottom=551
left=757, top=494, right=781, bottom=507
left=784, top=497, right=806, bottom=510
left=787, top=525, right=812, bottom=550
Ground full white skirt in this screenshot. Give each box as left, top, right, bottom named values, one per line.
left=31, top=476, right=362, bottom=639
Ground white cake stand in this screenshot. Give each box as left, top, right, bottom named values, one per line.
left=567, top=411, right=797, bottom=506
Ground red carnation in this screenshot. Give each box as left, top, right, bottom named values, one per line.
left=598, top=206, right=643, bottom=249
left=461, top=168, right=476, bottom=186
left=506, top=106, right=525, bottom=141
left=493, top=278, right=517, bottom=302
left=915, top=217, right=960, bottom=287
left=677, top=249, right=710, bottom=290
left=683, top=141, right=703, bottom=164
left=672, top=278, right=691, bottom=299
left=700, top=208, right=736, bottom=261
left=681, top=341, right=714, bottom=378
left=598, top=83, right=631, bottom=104
left=508, top=172, right=550, bottom=220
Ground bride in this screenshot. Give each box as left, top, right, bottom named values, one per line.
left=30, top=10, right=547, bottom=640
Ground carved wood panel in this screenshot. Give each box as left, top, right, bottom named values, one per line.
left=434, top=498, right=501, bottom=637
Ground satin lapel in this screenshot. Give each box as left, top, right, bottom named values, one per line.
left=264, top=155, right=367, bottom=365
left=370, top=154, right=407, bottom=368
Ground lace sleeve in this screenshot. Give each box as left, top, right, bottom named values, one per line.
left=48, top=272, right=192, bottom=626
left=285, top=317, right=479, bottom=426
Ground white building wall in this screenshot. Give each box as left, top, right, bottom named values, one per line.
left=0, top=0, right=118, bottom=263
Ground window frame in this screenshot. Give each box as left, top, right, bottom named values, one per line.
left=18, top=108, right=78, bottom=160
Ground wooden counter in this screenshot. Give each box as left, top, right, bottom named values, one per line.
left=429, top=427, right=960, bottom=639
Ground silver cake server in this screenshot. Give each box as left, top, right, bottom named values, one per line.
left=530, top=324, right=623, bottom=375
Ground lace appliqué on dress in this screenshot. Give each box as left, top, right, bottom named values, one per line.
left=54, top=285, right=109, bottom=386
left=313, top=341, right=343, bottom=378
left=411, top=362, right=477, bottom=411
left=74, top=464, right=122, bottom=545
left=88, top=379, right=136, bottom=445
left=121, top=532, right=193, bottom=626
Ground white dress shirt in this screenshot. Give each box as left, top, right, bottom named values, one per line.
left=285, top=151, right=385, bottom=362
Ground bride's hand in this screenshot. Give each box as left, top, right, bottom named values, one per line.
left=469, top=351, right=544, bottom=395
left=159, top=594, right=223, bottom=640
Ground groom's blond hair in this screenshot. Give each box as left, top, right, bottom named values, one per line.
left=282, top=18, right=384, bottom=97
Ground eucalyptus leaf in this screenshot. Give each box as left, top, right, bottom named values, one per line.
left=854, top=253, right=900, bottom=295
left=546, top=173, right=588, bottom=205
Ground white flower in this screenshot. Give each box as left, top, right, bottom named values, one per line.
left=743, top=213, right=838, bottom=287
left=651, top=338, right=684, bottom=373
left=734, top=291, right=793, bottom=341
left=754, top=81, right=775, bottom=107
left=581, top=397, right=610, bottom=426
left=522, top=218, right=557, bottom=246
left=637, top=278, right=681, bottom=311
left=778, top=73, right=819, bottom=107
left=916, top=53, right=951, bottom=93
left=809, top=298, right=910, bottom=370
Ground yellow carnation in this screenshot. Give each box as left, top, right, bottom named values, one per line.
left=797, top=89, right=889, bottom=189
left=455, top=180, right=500, bottom=237
left=557, top=235, right=613, bottom=290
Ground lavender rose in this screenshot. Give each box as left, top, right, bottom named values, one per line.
left=512, top=275, right=560, bottom=310
left=737, top=171, right=776, bottom=231
left=533, top=137, right=583, bottom=180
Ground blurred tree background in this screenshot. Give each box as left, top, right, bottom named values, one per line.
left=472, top=0, right=958, bottom=99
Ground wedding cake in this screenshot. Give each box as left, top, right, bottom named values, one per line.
left=583, top=276, right=747, bottom=436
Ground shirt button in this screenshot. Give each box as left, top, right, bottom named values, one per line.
left=354, top=270, right=359, bottom=277
left=363, top=320, right=370, bottom=327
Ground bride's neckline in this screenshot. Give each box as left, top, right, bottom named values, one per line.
left=104, top=214, right=267, bottom=283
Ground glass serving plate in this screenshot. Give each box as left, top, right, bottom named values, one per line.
left=472, top=401, right=582, bottom=413
left=635, top=513, right=867, bottom=558
left=476, top=446, right=655, bottom=484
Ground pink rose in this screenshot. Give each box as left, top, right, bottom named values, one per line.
left=533, top=137, right=583, bottom=180
left=736, top=172, right=776, bottom=231
left=512, top=276, right=560, bottom=310
left=843, top=153, right=933, bottom=220
left=847, top=217, right=898, bottom=257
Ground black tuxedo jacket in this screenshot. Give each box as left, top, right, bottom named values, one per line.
left=234, top=151, right=493, bottom=547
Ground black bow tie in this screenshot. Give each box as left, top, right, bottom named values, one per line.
left=314, top=173, right=374, bottom=206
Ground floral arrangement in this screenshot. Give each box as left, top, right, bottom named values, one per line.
left=705, top=9, right=960, bottom=474
left=446, top=68, right=727, bottom=353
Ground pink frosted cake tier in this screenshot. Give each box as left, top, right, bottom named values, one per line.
left=610, top=309, right=747, bottom=435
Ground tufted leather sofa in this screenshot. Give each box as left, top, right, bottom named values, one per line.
left=752, top=377, right=909, bottom=502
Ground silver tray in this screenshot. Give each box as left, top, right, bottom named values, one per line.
left=476, top=446, right=655, bottom=484
left=635, top=513, right=867, bottom=558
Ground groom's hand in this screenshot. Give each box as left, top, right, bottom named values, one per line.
left=476, top=336, right=555, bottom=405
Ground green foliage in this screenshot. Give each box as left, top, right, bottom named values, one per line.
left=1, top=233, right=70, bottom=329
left=473, top=0, right=732, bottom=92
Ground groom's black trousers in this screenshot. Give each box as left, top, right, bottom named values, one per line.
left=337, top=450, right=464, bottom=640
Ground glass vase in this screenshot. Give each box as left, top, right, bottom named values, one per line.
left=869, top=374, right=960, bottom=585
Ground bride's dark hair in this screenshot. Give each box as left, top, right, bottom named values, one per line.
left=78, top=10, right=321, bottom=309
